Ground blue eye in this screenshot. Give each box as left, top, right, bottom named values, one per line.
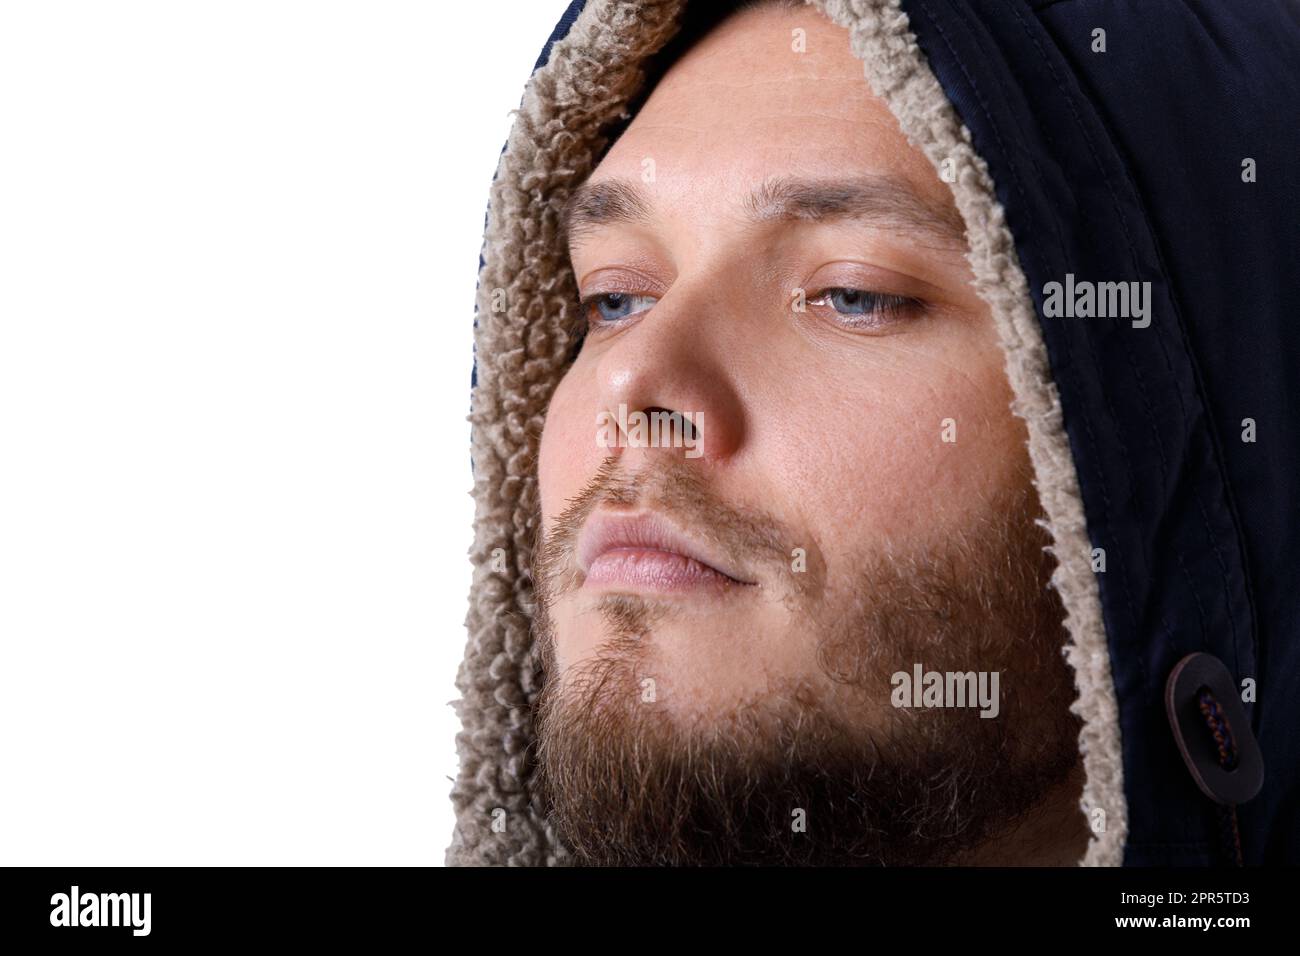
left=806, top=287, right=922, bottom=329
left=581, top=292, right=658, bottom=325
left=812, top=288, right=916, bottom=316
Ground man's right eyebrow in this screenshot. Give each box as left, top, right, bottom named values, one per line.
left=561, top=178, right=653, bottom=243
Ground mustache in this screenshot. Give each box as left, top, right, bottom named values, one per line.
left=531, top=454, right=824, bottom=607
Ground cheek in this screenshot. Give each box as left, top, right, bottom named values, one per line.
left=537, top=371, right=602, bottom=533
left=765, top=341, right=1024, bottom=552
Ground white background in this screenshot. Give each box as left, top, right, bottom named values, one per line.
left=0, top=0, right=572, bottom=865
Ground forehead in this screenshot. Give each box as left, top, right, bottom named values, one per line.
left=587, top=7, right=953, bottom=222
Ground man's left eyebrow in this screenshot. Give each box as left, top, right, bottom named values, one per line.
left=742, top=174, right=967, bottom=249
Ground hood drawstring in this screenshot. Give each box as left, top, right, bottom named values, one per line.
left=1196, top=687, right=1244, bottom=866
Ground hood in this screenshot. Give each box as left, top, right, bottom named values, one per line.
left=449, top=0, right=1300, bottom=866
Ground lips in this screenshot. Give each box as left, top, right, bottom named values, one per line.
left=576, top=510, right=756, bottom=592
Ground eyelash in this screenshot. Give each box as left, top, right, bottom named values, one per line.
left=577, top=287, right=923, bottom=331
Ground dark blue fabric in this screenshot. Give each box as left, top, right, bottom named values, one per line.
left=900, top=0, right=1300, bottom=865
left=482, top=0, right=1300, bottom=863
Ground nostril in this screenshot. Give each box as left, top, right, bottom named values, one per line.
left=642, top=407, right=698, bottom=443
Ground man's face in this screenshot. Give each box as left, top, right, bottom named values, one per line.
left=530, top=6, right=1084, bottom=865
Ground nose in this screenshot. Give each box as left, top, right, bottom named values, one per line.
left=592, top=287, right=745, bottom=466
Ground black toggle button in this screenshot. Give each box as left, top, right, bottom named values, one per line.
left=1164, top=652, right=1264, bottom=806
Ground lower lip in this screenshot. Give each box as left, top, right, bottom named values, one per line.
left=583, top=548, right=747, bottom=592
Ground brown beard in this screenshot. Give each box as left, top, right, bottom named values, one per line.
left=528, top=455, right=1083, bottom=866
